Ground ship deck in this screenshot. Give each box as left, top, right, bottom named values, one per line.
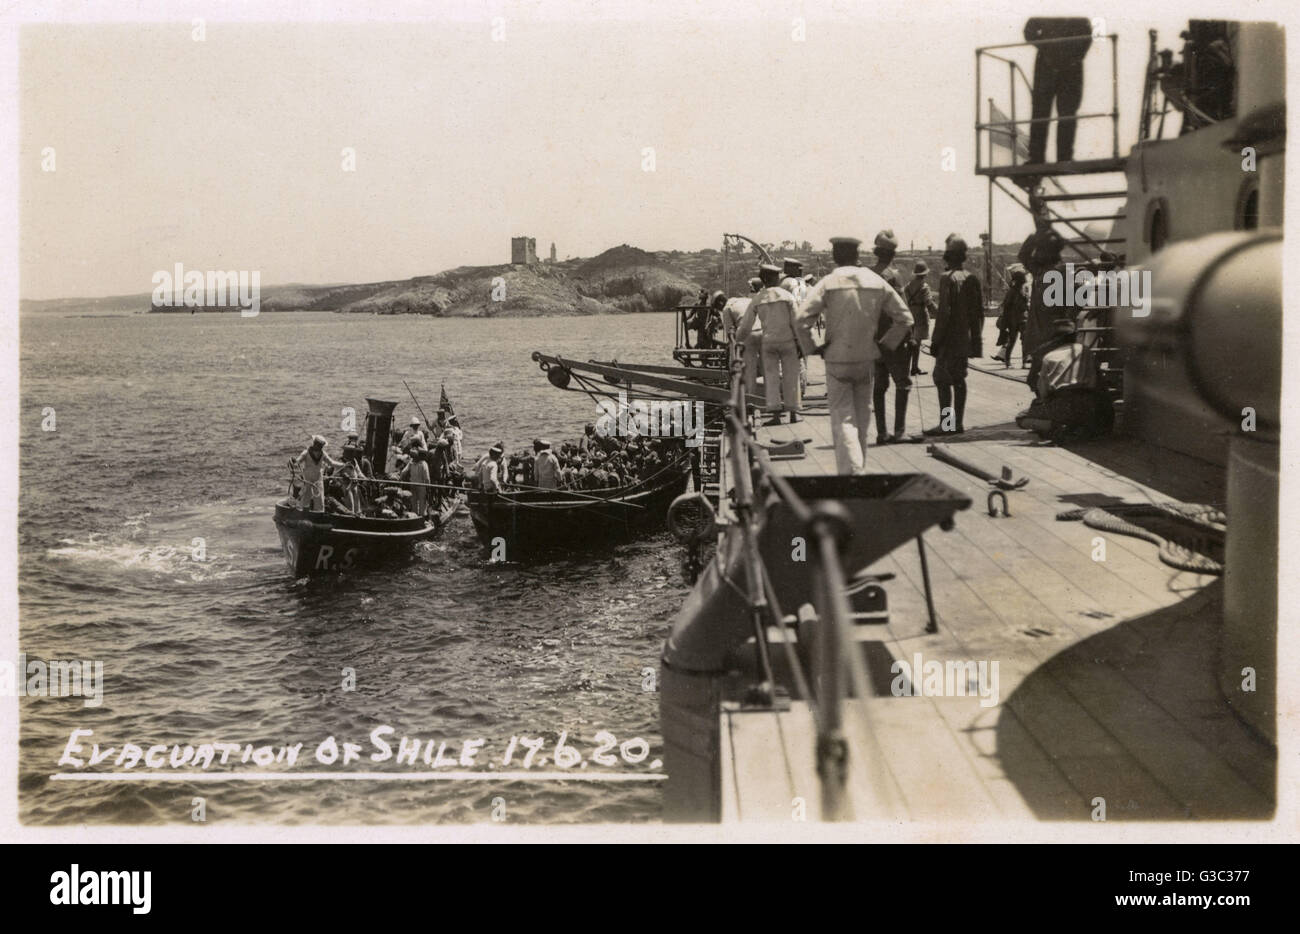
left=716, top=320, right=1274, bottom=822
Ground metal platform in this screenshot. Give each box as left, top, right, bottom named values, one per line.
left=976, top=157, right=1127, bottom=179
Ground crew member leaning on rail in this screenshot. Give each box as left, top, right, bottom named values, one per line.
left=795, top=236, right=913, bottom=475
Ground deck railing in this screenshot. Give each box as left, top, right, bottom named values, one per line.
left=722, top=343, right=890, bottom=820
left=975, top=33, right=1120, bottom=173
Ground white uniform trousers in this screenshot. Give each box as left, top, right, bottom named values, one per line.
left=825, top=360, right=876, bottom=474
left=762, top=340, right=801, bottom=413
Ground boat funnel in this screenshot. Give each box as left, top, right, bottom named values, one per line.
left=365, top=398, right=399, bottom=475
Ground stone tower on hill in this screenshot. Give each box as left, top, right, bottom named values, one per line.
left=511, top=236, right=537, bottom=265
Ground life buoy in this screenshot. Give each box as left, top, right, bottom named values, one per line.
left=667, top=492, right=716, bottom=544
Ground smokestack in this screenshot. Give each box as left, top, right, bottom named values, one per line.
left=365, top=398, right=399, bottom=475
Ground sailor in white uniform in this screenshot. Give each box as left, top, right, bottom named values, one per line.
left=796, top=237, right=913, bottom=474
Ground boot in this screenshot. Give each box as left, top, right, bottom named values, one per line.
left=891, top=390, right=910, bottom=441
left=925, top=386, right=954, bottom=435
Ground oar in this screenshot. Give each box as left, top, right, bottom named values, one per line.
left=403, top=379, right=433, bottom=429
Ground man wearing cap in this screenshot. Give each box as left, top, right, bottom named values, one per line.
left=781, top=260, right=812, bottom=399
left=534, top=439, right=561, bottom=490
left=1018, top=201, right=1068, bottom=369
left=781, top=259, right=808, bottom=302
left=925, top=236, right=985, bottom=435
left=869, top=230, right=914, bottom=443
left=796, top=237, right=913, bottom=474
left=293, top=435, right=344, bottom=511
left=737, top=263, right=808, bottom=424
left=725, top=277, right=765, bottom=399
left=577, top=423, right=599, bottom=455
left=477, top=444, right=504, bottom=492
left=904, top=261, right=936, bottom=375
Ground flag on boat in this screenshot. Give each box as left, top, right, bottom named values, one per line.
left=440, top=382, right=454, bottom=415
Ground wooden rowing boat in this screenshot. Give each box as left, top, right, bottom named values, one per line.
left=467, top=463, right=690, bottom=555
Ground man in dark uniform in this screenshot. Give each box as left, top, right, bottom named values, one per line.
left=994, top=263, right=1030, bottom=367
left=869, top=230, right=913, bottom=443
left=1024, top=17, right=1093, bottom=165
left=924, top=236, right=984, bottom=435
left=1018, top=196, right=1068, bottom=367
left=904, top=260, right=936, bottom=376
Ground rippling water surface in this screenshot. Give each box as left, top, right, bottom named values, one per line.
left=19, top=310, right=689, bottom=824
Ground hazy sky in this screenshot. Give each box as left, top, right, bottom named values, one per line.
left=19, top=3, right=1201, bottom=299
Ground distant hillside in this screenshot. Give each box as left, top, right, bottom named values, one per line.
left=263, top=263, right=619, bottom=317
left=133, top=246, right=695, bottom=317
left=21, top=240, right=1028, bottom=318
left=566, top=245, right=699, bottom=313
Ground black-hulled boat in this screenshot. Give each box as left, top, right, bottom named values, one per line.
left=273, top=397, right=464, bottom=577
left=467, top=459, right=690, bottom=554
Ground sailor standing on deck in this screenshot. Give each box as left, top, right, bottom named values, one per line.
left=796, top=237, right=912, bottom=474
left=294, top=435, right=344, bottom=511
left=781, top=259, right=808, bottom=302
left=737, top=263, right=805, bottom=425
left=869, top=230, right=914, bottom=444
left=534, top=439, right=561, bottom=490
left=725, top=277, right=764, bottom=400
left=782, top=259, right=812, bottom=399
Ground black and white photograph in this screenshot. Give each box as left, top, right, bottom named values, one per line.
left=2, top=0, right=1295, bottom=856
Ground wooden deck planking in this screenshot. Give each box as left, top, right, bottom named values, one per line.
left=869, top=436, right=1264, bottom=817
left=719, top=347, right=1269, bottom=823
